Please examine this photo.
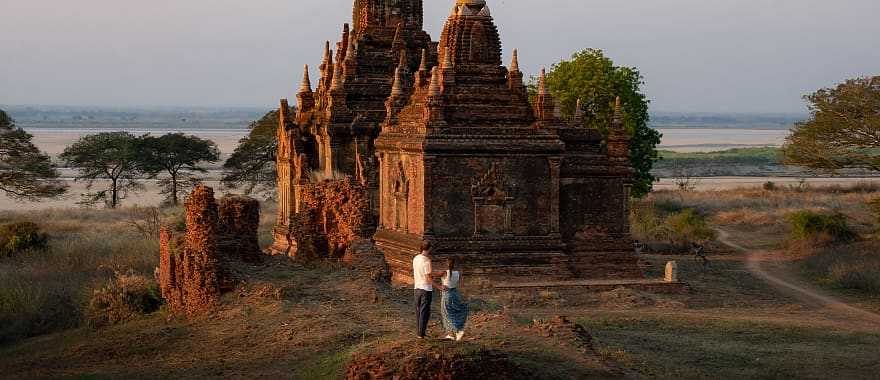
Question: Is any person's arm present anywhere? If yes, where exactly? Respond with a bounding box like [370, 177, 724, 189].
[428, 262, 448, 291]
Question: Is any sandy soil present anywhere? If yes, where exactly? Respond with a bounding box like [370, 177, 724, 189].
[28, 129, 247, 157]
[5, 176, 878, 211]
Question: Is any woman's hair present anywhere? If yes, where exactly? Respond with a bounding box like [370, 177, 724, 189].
[447, 258, 456, 270]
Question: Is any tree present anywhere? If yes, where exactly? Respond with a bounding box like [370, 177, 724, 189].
[534, 49, 662, 197]
[222, 109, 287, 196]
[783, 76, 880, 172]
[0, 109, 66, 200]
[60, 132, 145, 208]
[140, 133, 220, 206]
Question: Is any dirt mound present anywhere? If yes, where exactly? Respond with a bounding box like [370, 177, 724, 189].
[530, 316, 594, 353]
[346, 342, 532, 380]
[599, 287, 658, 309]
[598, 287, 685, 309]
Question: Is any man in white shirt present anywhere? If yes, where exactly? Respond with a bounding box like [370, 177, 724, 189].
[413, 242, 439, 339]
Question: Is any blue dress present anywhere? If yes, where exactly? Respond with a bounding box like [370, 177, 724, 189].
[440, 271, 469, 333]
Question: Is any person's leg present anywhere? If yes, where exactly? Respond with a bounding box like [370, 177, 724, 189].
[415, 290, 426, 337]
[418, 291, 432, 338]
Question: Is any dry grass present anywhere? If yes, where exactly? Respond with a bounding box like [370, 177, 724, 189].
[0, 207, 162, 343]
[803, 241, 880, 294]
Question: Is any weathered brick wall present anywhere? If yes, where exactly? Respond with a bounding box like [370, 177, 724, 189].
[158, 186, 262, 316]
[218, 196, 262, 263]
[289, 177, 371, 261]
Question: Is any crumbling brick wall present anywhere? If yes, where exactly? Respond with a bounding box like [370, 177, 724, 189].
[218, 196, 262, 263]
[159, 186, 262, 316]
[289, 177, 371, 261]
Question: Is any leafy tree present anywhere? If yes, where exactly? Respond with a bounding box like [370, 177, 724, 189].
[532, 49, 662, 197]
[0, 110, 67, 200]
[783, 76, 880, 172]
[140, 133, 220, 206]
[222, 109, 287, 196]
[60, 132, 145, 209]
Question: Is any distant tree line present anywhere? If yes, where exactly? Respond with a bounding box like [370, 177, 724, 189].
[61, 132, 219, 208]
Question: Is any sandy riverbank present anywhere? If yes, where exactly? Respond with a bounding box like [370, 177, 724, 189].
[4, 176, 879, 211]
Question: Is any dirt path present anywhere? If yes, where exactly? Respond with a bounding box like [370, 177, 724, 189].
[716, 229, 880, 329]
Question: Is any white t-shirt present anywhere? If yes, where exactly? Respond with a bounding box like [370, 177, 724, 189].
[412, 254, 433, 291]
[442, 270, 461, 289]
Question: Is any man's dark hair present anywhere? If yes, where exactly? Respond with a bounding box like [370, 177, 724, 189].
[420, 241, 431, 253]
[447, 258, 456, 270]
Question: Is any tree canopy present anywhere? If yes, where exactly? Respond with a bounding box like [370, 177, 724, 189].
[784, 76, 880, 172]
[140, 133, 220, 206]
[534, 49, 661, 197]
[222, 109, 286, 196]
[0, 109, 66, 200]
[60, 132, 145, 208]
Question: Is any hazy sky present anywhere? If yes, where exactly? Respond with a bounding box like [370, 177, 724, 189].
[1, 0, 877, 113]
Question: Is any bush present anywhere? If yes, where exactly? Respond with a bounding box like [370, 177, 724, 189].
[86, 271, 162, 328]
[664, 209, 717, 245]
[787, 211, 857, 244]
[803, 241, 880, 294]
[763, 181, 777, 191]
[0, 222, 48, 257]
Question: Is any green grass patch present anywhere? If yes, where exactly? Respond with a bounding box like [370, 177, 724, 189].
[658, 147, 781, 162]
[579, 313, 880, 379]
[295, 348, 355, 380]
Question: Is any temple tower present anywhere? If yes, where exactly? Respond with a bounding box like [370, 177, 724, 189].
[272, 0, 436, 256]
[373, 0, 640, 283]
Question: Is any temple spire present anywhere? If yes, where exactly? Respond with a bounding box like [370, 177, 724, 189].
[330, 62, 343, 91]
[612, 96, 623, 129]
[390, 66, 404, 97]
[419, 49, 428, 71]
[573, 98, 584, 125]
[442, 47, 453, 69]
[538, 67, 548, 95]
[510, 49, 520, 72]
[299, 65, 312, 93]
[322, 41, 332, 66]
[428, 67, 442, 98]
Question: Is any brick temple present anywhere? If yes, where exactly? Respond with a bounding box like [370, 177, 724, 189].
[272, 0, 642, 284]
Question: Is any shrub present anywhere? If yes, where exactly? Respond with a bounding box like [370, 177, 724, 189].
[0, 222, 48, 257]
[763, 181, 777, 191]
[664, 208, 717, 245]
[787, 210, 857, 244]
[803, 241, 880, 294]
[86, 271, 162, 328]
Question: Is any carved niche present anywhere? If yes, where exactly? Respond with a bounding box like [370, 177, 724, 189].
[470, 163, 515, 237]
[392, 161, 409, 231]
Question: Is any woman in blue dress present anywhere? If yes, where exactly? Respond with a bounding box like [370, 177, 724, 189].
[435, 258, 469, 341]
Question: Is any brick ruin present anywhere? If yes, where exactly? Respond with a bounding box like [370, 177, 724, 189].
[281, 177, 372, 261]
[272, 0, 643, 284]
[160, 186, 261, 315]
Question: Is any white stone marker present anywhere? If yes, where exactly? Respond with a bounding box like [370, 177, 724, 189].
[665, 261, 678, 283]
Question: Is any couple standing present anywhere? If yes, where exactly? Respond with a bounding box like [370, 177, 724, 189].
[413, 242, 469, 341]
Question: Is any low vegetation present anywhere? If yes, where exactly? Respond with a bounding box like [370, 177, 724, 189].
[787, 210, 857, 244]
[0, 221, 48, 257]
[803, 241, 880, 294]
[630, 201, 717, 251]
[86, 271, 162, 328]
[0, 209, 160, 343]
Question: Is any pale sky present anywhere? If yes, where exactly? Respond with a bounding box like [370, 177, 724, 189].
[1, 0, 878, 113]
